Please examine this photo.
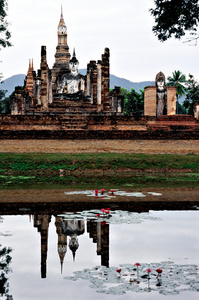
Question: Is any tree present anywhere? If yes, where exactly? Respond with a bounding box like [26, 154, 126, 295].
[122, 88, 144, 114]
[167, 70, 187, 114]
[150, 0, 199, 41]
[183, 74, 199, 115]
[178, 103, 188, 115]
[0, 245, 13, 299]
[0, 95, 12, 114]
[0, 0, 11, 49]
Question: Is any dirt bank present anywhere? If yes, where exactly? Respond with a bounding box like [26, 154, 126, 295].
[0, 187, 198, 204]
[0, 139, 199, 154]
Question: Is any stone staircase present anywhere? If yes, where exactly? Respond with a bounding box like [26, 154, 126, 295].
[49, 98, 98, 114]
[61, 114, 88, 130]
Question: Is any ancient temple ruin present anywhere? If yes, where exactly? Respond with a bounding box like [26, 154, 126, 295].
[11, 9, 123, 115]
[2, 8, 199, 139]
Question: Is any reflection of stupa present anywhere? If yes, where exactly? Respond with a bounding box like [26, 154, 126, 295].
[55, 217, 67, 273]
[55, 217, 85, 272]
[61, 219, 85, 261]
[33, 214, 51, 278]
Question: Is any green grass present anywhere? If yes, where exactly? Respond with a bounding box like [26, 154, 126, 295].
[0, 153, 198, 189]
[0, 172, 198, 190]
[0, 153, 199, 172]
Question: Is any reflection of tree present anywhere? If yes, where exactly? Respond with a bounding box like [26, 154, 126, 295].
[0, 245, 13, 300]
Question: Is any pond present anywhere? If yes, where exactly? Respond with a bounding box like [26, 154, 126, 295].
[1, 189, 199, 299]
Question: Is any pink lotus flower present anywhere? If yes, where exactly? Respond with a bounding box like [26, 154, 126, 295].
[101, 208, 106, 213]
[156, 269, 162, 275]
[135, 263, 140, 267]
[147, 269, 151, 273]
[101, 188, 105, 194]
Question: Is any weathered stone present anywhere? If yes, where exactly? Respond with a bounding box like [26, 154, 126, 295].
[144, 72, 176, 117]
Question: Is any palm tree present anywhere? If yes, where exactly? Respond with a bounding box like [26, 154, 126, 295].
[167, 70, 187, 114]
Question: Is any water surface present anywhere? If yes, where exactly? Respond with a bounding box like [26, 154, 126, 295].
[1, 191, 199, 299]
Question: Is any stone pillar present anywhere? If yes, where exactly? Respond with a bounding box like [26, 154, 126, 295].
[86, 61, 97, 103]
[35, 78, 41, 105]
[86, 63, 91, 97]
[167, 86, 176, 115]
[97, 60, 102, 110]
[101, 48, 110, 111]
[48, 70, 53, 104]
[144, 86, 156, 116]
[92, 65, 97, 106]
[40, 46, 49, 111]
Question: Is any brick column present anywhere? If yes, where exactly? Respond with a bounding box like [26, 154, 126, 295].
[101, 48, 110, 112]
[86, 61, 97, 104]
[167, 86, 176, 115]
[97, 60, 102, 111]
[40, 46, 49, 111]
[144, 86, 156, 116]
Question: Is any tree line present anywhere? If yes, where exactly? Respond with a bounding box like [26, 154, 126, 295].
[122, 71, 199, 116]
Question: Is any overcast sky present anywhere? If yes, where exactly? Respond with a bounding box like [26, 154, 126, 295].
[1, 0, 199, 82]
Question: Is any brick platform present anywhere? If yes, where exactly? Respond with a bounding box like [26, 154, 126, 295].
[0, 114, 199, 139]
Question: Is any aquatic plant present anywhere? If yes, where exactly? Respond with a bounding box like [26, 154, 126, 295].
[64, 261, 199, 295]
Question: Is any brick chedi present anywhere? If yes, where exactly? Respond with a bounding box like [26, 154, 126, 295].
[24, 59, 34, 103]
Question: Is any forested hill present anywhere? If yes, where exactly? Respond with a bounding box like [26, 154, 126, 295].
[0, 74, 26, 98]
[0, 71, 154, 98]
[79, 69, 154, 92]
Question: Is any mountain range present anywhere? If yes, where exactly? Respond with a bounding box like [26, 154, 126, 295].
[0, 70, 154, 98]
[0, 70, 185, 105]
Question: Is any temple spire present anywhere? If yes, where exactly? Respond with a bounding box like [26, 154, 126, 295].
[73, 48, 76, 58]
[58, 5, 66, 29]
[53, 7, 70, 68]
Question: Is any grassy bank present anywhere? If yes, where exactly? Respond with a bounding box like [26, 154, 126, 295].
[0, 173, 199, 190]
[0, 153, 198, 189]
[0, 153, 199, 172]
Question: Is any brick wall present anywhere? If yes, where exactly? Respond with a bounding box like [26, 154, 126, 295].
[0, 114, 199, 139]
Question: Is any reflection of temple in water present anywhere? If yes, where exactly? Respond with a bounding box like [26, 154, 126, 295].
[55, 218, 85, 269]
[87, 220, 109, 267]
[33, 214, 51, 278]
[32, 214, 110, 278]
